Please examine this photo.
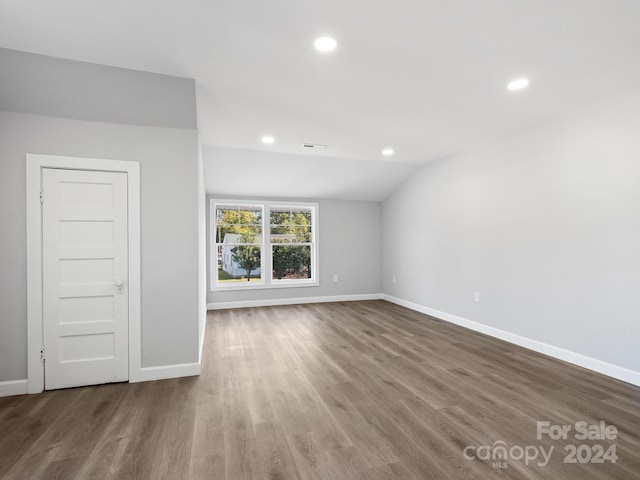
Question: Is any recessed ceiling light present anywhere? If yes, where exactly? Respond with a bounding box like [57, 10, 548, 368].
[507, 78, 530, 91]
[314, 36, 337, 52]
[382, 148, 394, 156]
[261, 135, 275, 144]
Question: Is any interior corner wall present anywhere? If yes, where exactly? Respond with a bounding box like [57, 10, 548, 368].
[197, 134, 207, 360]
[0, 110, 200, 382]
[382, 86, 640, 377]
[207, 197, 382, 306]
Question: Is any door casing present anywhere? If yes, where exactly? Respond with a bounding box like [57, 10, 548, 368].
[27, 154, 141, 393]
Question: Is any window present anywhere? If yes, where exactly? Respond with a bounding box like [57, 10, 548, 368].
[270, 206, 313, 282]
[211, 200, 318, 290]
[214, 204, 263, 285]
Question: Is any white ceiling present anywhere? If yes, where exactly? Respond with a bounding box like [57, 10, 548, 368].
[2, 0, 640, 200]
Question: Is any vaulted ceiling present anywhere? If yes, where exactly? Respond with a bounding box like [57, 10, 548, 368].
[2, 1, 640, 200]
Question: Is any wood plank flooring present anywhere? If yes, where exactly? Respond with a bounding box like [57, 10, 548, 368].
[1, 300, 639, 479]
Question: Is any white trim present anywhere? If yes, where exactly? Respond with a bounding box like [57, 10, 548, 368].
[208, 293, 383, 310]
[210, 199, 319, 292]
[138, 362, 201, 382]
[0, 380, 28, 398]
[382, 295, 640, 387]
[26, 154, 142, 393]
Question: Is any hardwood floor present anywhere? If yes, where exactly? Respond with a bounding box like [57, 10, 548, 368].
[1, 300, 639, 479]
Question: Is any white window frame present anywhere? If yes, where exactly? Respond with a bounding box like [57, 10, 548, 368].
[210, 199, 319, 291]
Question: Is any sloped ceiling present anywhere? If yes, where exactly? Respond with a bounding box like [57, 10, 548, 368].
[1, 0, 640, 200]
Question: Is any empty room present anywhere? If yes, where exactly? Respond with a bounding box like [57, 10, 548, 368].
[1, 1, 639, 479]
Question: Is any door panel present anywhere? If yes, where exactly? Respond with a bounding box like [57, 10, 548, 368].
[42, 168, 129, 390]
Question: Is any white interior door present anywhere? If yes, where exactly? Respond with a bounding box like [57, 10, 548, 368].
[42, 168, 129, 390]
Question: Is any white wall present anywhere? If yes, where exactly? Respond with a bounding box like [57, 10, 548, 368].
[204, 145, 420, 202]
[208, 197, 382, 306]
[383, 86, 640, 380]
[0, 49, 202, 385]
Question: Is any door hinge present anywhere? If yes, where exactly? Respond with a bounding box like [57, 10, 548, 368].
[39, 190, 44, 204]
[40, 346, 45, 362]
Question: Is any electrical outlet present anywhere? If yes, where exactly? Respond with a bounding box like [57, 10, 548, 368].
[392, 276, 397, 284]
[333, 274, 339, 282]
[474, 291, 480, 302]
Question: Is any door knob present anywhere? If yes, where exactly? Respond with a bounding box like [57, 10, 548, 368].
[114, 279, 125, 294]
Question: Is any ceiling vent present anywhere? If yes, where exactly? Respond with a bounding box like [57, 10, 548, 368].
[301, 143, 328, 149]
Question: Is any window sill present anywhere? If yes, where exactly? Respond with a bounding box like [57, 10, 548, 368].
[211, 279, 319, 292]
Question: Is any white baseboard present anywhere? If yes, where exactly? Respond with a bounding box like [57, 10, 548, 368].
[138, 362, 201, 383]
[383, 295, 640, 388]
[208, 293, 383, 310]
[13, 363, 202, 393]
[0, 379, 28, 398]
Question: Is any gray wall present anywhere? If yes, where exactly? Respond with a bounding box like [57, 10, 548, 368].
[208, 197, 382, 305]
[197, 134, 208, 358]
[0, 48, 197, 129]
[0, 50, 201, 382]
[382, 86, 640, 373]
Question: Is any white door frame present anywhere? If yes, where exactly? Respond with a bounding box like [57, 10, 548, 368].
[26, 154, 142, 393]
